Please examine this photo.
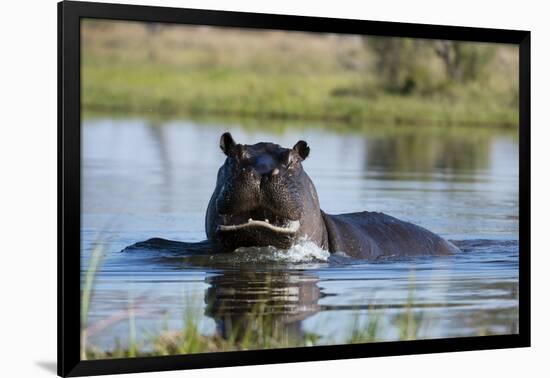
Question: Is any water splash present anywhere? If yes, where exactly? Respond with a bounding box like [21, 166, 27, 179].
[231, 238, 331, 263]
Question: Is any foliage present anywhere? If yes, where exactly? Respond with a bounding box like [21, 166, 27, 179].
[363, 37, 498, 95]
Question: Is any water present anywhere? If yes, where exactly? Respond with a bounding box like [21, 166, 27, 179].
[82, 117, 519, 351]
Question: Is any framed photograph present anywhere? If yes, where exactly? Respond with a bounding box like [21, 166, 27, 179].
[58, 1, 530, 376]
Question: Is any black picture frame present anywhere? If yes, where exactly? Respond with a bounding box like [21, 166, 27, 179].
[58, 1, 531, 376]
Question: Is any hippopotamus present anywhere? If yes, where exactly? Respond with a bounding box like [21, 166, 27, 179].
[205, 132, 459, 259]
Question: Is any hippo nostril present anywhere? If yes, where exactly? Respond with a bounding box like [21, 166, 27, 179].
[271, 168, 279, 176]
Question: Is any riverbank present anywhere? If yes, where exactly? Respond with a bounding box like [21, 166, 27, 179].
[83, 295, 505, 360]
[81, 20, 519, 128]
[82, 64, 518, 128]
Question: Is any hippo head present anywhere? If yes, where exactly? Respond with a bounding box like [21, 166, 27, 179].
[205, 132, 327, 252]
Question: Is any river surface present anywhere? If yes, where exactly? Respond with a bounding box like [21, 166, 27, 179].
[81, 117, 519, 352]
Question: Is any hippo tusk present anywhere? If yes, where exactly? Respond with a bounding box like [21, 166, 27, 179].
[218, 220, 300, 234]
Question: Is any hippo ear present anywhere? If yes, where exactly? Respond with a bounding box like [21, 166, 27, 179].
[220, 132, 236, 156]
[293, 140, 310, 160]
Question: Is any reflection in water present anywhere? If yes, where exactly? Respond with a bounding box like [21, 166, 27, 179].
[366, 131, 490, 174]
[205, 270, 321, 340]
[147, 122, 173, 214]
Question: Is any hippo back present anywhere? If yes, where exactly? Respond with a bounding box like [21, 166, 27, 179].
[321, 211, 460, 259]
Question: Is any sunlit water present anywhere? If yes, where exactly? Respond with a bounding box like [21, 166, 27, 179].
[82, 117, 519, 351]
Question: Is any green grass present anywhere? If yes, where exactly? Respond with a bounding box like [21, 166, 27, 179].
[84, 305, 391, 359]
[82, 63, 518, 128]
[80, 242, 105, 360]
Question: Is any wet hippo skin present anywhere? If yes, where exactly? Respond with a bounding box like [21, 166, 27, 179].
[204, 132, 459, 259]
